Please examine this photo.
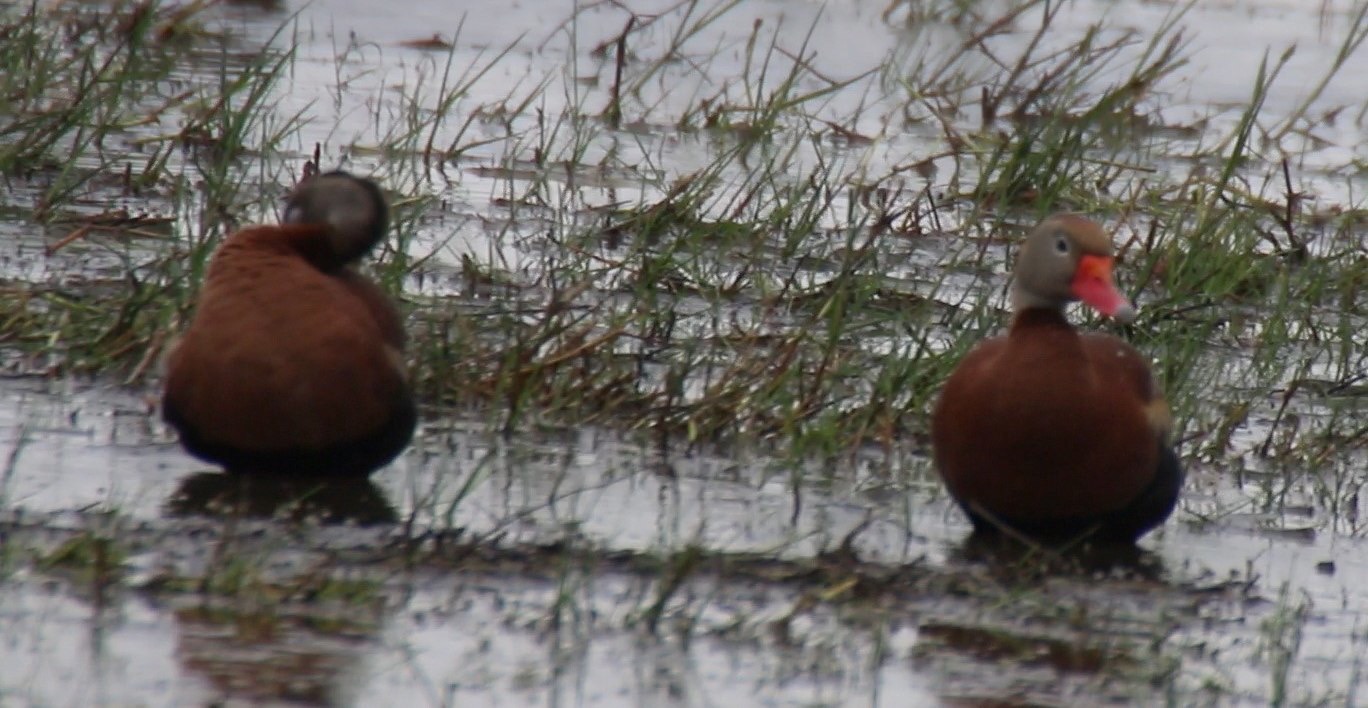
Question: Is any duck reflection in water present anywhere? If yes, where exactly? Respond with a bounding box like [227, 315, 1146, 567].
[166, 471, 396, 526]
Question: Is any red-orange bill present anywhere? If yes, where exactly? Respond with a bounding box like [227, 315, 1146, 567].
[1071, 254, 1136, 322]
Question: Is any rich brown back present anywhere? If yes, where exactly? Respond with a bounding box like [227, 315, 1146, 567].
[163, 223, 410, 462]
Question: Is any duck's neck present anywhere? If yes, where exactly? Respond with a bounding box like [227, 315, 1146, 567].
[228, 223, 351, 273]
[1010, 306, 1072, 331]
[1011, 284, 1071, 314]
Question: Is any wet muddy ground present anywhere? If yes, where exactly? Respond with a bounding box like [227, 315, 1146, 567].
[2, 0, 1367, 705]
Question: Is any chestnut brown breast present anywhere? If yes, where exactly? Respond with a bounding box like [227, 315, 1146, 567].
[163, 222, 415, 477]
[932, 310, 1167, 533]
[930, 214, 1181, 543]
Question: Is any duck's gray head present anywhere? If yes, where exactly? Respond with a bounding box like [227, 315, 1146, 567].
[283, 171, 389, 264]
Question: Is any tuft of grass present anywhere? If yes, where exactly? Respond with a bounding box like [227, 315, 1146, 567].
[1257, 584, 1312, 708]
[38, 530, 129, 596]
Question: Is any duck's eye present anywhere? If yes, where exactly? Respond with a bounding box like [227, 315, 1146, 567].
[1054, 235, 1070, 254]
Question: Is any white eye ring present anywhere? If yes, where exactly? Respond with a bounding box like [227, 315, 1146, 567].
[1054, 235, 1070, 254]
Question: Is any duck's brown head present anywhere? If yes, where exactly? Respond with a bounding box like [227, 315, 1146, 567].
[1011, 214, 1136, 323]
[283, 171, 389, 264]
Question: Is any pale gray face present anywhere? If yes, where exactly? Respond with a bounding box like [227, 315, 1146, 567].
[283, 172, 389, 263]
[1011, 214, 1128, 317]
[1015, 220, 1086, 305]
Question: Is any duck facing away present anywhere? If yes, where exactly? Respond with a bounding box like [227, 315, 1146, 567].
[162, 171, 416, 477]
[931, 215, 1182, 544]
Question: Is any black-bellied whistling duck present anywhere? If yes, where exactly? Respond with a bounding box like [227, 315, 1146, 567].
[162, 171, 416, 477]
[931, 214, 1182, 544]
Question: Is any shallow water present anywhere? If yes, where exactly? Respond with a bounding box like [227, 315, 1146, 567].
[3, 0, 1368, 705]
[0, 372, 1364, 706]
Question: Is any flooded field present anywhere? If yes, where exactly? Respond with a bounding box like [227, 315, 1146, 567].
[1, 0, 1367, 705]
